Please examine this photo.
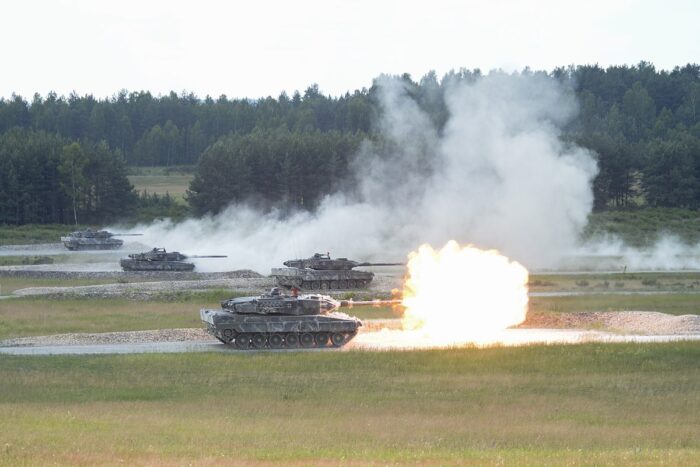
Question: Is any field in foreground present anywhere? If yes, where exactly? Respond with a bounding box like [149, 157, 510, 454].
[0, 343, 698, 464]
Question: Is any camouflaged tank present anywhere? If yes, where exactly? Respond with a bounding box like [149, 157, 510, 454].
[120, 248, 226, 271]
[271, 252, 403, 290]
[61, 229, 142, 250]
[200, 288, 362, 349]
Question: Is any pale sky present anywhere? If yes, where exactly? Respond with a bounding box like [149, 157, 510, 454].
[1, 0, 698, 99]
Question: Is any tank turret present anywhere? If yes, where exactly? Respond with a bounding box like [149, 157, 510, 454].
[201, 288, 362, 349]
[60, 228, 143, 250]
[120, 248, 226, 271]
[273, 253, 404, 290]
[283, 252, 403, 270]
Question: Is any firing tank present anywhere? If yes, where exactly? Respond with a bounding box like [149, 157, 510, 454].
[61, 228, 142, 250]
[200, 287, 362, 349]
[119, 248, 226, 271]
[271, 252, 403, 290]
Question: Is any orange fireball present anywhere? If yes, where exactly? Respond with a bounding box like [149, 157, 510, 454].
[401, 241, 529, 343]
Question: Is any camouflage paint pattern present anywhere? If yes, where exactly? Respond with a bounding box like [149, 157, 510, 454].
[201, 289, 362, 349]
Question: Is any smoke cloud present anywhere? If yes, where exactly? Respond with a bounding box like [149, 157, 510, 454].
[126, 72, 601, 273]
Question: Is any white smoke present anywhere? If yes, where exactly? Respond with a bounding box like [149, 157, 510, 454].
[126, 72, 601, 273]
[569, 235, 700, 272]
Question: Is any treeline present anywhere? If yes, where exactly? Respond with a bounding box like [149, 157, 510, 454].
[0, 85, 373, 166]
[565, 63, 700, 209]
[0, 128, 135, 224]
[188, 129, 363, 214]
[1, 62, 699, 222]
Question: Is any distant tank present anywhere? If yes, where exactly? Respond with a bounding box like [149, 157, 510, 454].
[61, 228, 142, 251]
[119, 248, 226, 271]
[200, 287, 362, 349]
[271, 252, 403, 290]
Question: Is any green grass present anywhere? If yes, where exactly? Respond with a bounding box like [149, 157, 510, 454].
[585, 207, 700, 247]
[0, 344, 698, 464]
[530, 293, 700, 316]
[127, 165, 196, 176]
[0, 276, 164, 295]
[0, 255, 63, 267]
[1, 289, 698, 341]
[0, 297, 217, 339]
[530, 271, 700, 292]
[0, 294, 397, 340]
[128, 174, 193, 203]
[0, 224, 87, 245]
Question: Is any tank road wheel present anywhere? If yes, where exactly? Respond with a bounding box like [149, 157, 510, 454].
[235, 334, 251, 349]
[331, 333, 346, 347]
[269, 333, 284, 349]
[315, 332, 330, 347]
[286, 333, 300, 348]
[320, 281, 329, 290]
[330, 280, 339, 289]
[222, 329, 234, 343]
[252, 333, 267, 349]
[348, 280, 356, 288]
[300, 333, 315, 348]
[312, 281, 321, 289]
[338, 280, 347, 289]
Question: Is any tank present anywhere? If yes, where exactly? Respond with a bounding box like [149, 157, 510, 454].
[61, 228, 142, 250]
[271, 252, 403, 290]
[119, 248, 226, 271]
[200, 288, 362, 349]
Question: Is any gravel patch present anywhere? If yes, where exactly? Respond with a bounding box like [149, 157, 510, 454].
[12, 275, 274, 299]
[0, 328, 215, 347]
[522, 311, 700, 335]
[0, 320, 401, 347]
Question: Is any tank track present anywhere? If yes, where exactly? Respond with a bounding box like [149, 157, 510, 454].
[65, 243, 122, 251]
[214, 328, 357, 349]
[284, 279, 369, 290]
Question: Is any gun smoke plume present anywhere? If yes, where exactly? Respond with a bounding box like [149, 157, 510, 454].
[128, 72, 601, 273]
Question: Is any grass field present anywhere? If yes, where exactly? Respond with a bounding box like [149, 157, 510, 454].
[1, 287, 698, 340]
[0, 344, 698, 464]
[0, 224, 85, 245]
[0, 255, 68, 267]
[0, 276, 163, 295]
[127, 166, 194, 205]
[531, 293, 700, 316]
[585, 207, 700, 246]
[530, 271, 700, 292]
[0, 294, 399, 340]
[128, 174, 193, 203]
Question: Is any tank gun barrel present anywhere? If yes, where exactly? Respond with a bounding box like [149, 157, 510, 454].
[339, 299, 403, 307]
[110, 233, 143, 236]
[187, 255, 228, 259]
[356, 262, 404, 267]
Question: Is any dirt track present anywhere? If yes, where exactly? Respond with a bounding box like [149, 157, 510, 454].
[2, 312, 699, 351]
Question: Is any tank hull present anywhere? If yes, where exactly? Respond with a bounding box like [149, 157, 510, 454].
[200, 308, 361, 349]
[61, 237, 123, 250]
[120, 259, 195, 271]
[271, 267, 374, 290]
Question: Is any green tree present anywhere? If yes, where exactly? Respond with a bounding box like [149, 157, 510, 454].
[59, 142, 88, 225]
